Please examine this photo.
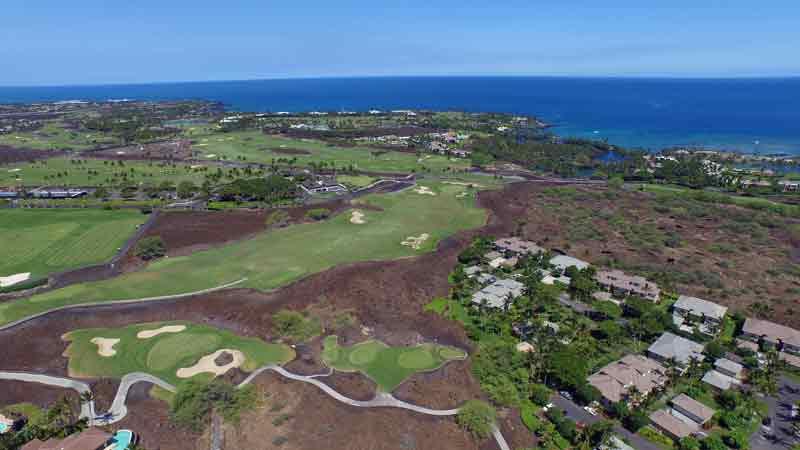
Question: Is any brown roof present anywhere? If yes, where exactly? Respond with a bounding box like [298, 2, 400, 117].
[21, 428, 112, 450]
[587, 354, 667, 403]
[649, 409, 696, 439]
[742, 318, 800, 347]
[671, 394, 715, 423]
[494, 237, 543, 255]
[595, 269, 660, 300]
[781, 352, 800, 369]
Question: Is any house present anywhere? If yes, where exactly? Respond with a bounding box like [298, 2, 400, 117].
[587, 354, 668, 406]
[549, 255, 589, 272]
[484, 250, 503, 261]
[464, 266, 482, 278]
[21, 428, 113, 450]
[470, 278, 524, 309]
[299, 176, 348, 195]
[32, 189, 88, 199]
[780, 352, 800, 370]
[598, 435, 635, 450]
[649, 409, 696, 440]
[670, 394, 715, 426]
[702, 369, 740, 391]
[494, 237, 544, 256]
[672, 295, 728, 335]
[647, 332, 705, 369]
[558, 294, 598, 317]
[714, 358, 744, 380]
[595, 269, 660, 302]
[475, 273, 496, 285]
[741, 318, 800, 355]
[0, 191, 19, 199]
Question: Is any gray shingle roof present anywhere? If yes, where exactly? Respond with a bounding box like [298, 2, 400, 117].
[647, 332, 705, 366]
[674, 295, 728, 320]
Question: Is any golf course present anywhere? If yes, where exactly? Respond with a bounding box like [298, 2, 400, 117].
[321, 336, 467, 391]
[0, 208, 147, 283]
[63, 321, 295, 385]
[0, 182, 488, 326]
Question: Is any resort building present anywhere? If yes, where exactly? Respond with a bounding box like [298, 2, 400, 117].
[471, 278, 524, 309]
[494, 237, 544, 256]
[701, 359, 744, 392]
[672, 295, 728, 336]
[741, 318, 800, 355]
[549, 254, 590, 272]
[649, 394, 715, 441]
[647, 332, 705, 369]
[595, 269, 660, 302]
[22, 428, 113, 450]
[587, 354, 668, 406]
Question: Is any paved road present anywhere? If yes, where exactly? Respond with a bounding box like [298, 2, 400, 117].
[550, 394, 661, 450]
[102, 372, 176, 425]
[751, 376, 800, 450]
[0, 371, 96, 424]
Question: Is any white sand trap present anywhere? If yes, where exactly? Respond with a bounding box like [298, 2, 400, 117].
[413, 186, 436, 196]
[177, 349, 245, 379]
[116, 151, 125, 155]
[0, 272, 30, 287]
[401, 233, 430, 250]
[443, 181, 484, 188]
[7, 168, 21, 173]
[195, 143, 208, 147]
[136, 324, 187, 339]
[456, 191, 469, 198]
[205, 154, 217, 158]
[350, 210, 366, 224]
[91, 337, 120, 357]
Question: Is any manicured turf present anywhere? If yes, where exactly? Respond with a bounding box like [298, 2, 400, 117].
[0, 182, 487, 325]
[0, 157, 208, 187]
[0, 209, 147, 281]
[63, 321, 295, 385]
[0, 121, 119, 151]
[321, 335, 467, 391]
[184, 130, 470, 174]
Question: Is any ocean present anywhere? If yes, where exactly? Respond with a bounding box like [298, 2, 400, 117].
[1, 77, 799, 154]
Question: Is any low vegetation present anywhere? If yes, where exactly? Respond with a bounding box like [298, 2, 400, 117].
[456, 400, 496, 439]
[134, 236, 166, 260]
[171, 380, 257, 431]
[271, 309, 321, 342]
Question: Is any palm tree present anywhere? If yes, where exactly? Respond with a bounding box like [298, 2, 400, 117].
[79, 391, 94, 405]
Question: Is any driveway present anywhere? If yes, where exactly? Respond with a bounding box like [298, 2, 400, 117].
[751, 376, 800, 450]
[550, 394, 662, 450]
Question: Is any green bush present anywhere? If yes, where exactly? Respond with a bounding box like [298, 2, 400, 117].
[271, 310, 321, 342]
[456, 400, 496, 439]
[530, 383, 551, 406]
[134, 236, 166, 261]
[520, 401, 541, 432]
[265, 210, 290, 227]
[171, 380, 257, 431]
[305, 208, 331, 220]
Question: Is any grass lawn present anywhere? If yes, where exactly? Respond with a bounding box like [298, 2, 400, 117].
[0, 157, 209, 187]
[337, 174, 378, 189]
[0, 182, 488, 326]
[638, 426, 675, 450]
[0, 209, 147, 281]
[63, 321, 295, 386]
[0, 121, 119, 151]
[320, 335, 466, 391]
[187, 131, 470, 174]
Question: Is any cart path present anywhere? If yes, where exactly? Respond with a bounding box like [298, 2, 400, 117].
[0, 278, 247, 332]
[1, 365, 509, 450]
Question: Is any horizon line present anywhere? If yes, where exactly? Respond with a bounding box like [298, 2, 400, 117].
[3, 73, 800, 89]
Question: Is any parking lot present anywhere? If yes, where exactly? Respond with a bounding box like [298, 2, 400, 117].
[751, 376, 800, 450]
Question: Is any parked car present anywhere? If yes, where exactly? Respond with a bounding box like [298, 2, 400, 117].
[559, 391, 573, 401]
[543, 402, 554, 411]
[583, 406, 598, 416]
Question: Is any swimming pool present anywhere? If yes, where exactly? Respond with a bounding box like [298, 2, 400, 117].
[0, 423, 8, 433]
[106, 430, 134, 450]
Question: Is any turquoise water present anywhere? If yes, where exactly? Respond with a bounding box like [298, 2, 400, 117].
[1, 77, 798, 154]
[110, 430, 133, 450]
[0, 423, 8, 433]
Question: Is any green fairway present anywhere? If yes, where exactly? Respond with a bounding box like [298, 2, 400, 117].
[63, 321, 295, 385]
[186, 130, 470, 173]
[0, 121, 120, 151]
[0, 209, 147, 281]
[0, 181, 486, 325]
[0, 157, 209, 187]
[321, 336, 467, 391]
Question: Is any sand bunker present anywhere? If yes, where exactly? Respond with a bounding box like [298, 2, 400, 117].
[7, 168, 21, 173]
[413, 186, 436, 196]
[401, 233, 430, 250]
[0, 272, 30, 287]
[137, 325, 187, 339]
[443, 181, 484, 188]
[205, 154, 217, 158]
[91, 337, 120, 357]
[350, 210, 366, 224]
[177, 349, 245, 378]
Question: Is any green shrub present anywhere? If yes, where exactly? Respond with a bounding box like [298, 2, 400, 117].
[271, 309, 321, 342]
[265, 210, 290, 227]
[530, 383, 551, 406]
[134, 236, 166, 261]
[171, 380, 256, 431]
[305, 208, 331, 220]
[456, 400, 496, 439]
[520, 401, 541, 432]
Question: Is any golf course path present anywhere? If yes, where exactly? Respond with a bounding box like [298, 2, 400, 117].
[1, 366, 510, 450]
[0, 371, 96, 424]
[0, 278, 248, 332]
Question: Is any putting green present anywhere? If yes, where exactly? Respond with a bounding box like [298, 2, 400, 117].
[63, 321, 295, 385]
[321, 336, 466, 391]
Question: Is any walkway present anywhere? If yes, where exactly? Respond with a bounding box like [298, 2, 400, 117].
[0, 371, 96, 424]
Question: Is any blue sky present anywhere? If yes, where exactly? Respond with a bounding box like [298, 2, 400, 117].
[3, 1, 799, 86]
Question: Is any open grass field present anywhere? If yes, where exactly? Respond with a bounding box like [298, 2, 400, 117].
[0, 181, 488, 326]
[0, 121, 119, 151]
[320, 336, 466, 391]
[186, 130, 470, 173]
[63, 321, 295, 385]
[0, 157, 208, 187]
[0, 209, 147, 281]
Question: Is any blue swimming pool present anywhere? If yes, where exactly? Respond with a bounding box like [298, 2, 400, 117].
[0, 423, 8, 433]
[109, 430, 134, 450]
